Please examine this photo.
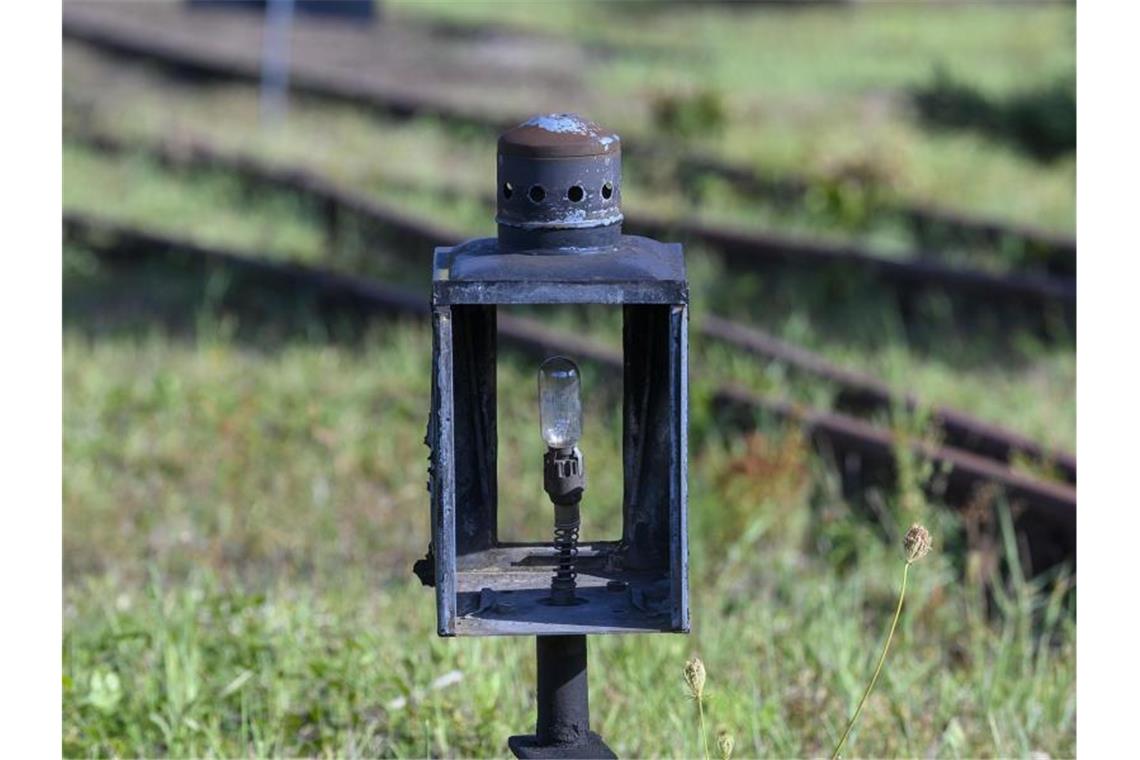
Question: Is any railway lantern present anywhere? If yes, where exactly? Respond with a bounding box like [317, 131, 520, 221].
[418, 113, 689, 758]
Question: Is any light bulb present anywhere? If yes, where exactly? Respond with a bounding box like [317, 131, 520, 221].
[538, 356, 582, 448]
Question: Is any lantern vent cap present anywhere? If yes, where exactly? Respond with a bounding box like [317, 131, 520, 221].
[499, 113, 620, 158]
[496, 113, 623, 240]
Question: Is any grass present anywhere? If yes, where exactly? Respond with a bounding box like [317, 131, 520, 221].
[63, 317, 1075, 758]
[394, 0, 1073, 95]
[63, 145, 326, 264]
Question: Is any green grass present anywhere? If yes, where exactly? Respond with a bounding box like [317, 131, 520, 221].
[63, 317, 1075, 758]
[63, 145, 326, 264]
[394, 1, 1073, 96]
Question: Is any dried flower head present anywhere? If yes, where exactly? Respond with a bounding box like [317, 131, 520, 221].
[717, 729, 735, 760]
[903, 523, 932, 564]
[683, 656, 706, 700]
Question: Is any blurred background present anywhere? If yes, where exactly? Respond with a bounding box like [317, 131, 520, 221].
[62, 1, 1075, 757]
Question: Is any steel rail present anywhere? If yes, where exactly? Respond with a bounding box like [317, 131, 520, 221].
[66, 127, 1076, 482]
[62, 212, 1075, 570]
[62, 6, 1075, 269]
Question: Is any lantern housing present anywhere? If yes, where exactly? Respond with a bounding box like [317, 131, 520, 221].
[421, 113, 689, 638]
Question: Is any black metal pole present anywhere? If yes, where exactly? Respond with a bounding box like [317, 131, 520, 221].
[508, 635, 616, 759]
[536, 635, 590, 745]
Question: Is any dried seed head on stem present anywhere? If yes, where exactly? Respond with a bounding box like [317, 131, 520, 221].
[832, 524, 935, 759]
[684, 656, 710, 759]
[904, 523, 932, 564]
[717, 729, 735, 760]
[684, 656, 707, 700]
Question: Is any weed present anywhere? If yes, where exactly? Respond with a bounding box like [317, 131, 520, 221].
[913, 66, 1075, 161]
[651, 88, 728, 142]
[717, 727, 735, 760]
[684, 656, 710, 760]
[832, 524, 933, 758]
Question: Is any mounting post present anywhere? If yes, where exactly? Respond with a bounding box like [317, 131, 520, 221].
[508, 635, 616, 759]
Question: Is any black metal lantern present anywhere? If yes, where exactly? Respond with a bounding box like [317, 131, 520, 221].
[419, 114, 689, 757]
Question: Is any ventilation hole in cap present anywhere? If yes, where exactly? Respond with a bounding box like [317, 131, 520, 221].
[502, 182, 513, 199]
[567, 185, 585, 203]
[601, 182, 614, 200]
[528, 185, 546, 203]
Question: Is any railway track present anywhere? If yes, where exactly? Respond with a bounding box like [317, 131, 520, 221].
[62, 3, 1076, 274]
[702, 316, 1076, 484]
[68, 122, 1075, 322]
[67, 126, 1076, 483]
[61, 125, 1074, 320]
[62, 212, 1076, 572]
[624, 214, 1073, 313]
[669, 154, 1077, 278]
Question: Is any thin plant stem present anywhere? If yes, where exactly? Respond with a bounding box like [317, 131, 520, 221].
[832, 561, 911, 759]
[698, 695, 710, 760]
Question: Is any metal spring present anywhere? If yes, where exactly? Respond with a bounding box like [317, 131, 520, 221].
[550, 523, 579, 601]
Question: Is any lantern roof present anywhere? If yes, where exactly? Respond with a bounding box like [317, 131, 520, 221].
[498, 113, 620, 159]
[436, 112, 684, 305]
[432, 237, 686, 306]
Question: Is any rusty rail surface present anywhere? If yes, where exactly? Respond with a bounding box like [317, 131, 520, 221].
[63, 212, 1075, 570]
[67, 127, 1076, 482]
[62, 8, 1076, 271]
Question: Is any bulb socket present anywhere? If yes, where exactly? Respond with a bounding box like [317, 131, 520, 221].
[544, 446, 586, 506]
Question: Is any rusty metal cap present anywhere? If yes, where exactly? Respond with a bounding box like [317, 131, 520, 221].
[497, 113, 623, 240]
[498, 113, 620, 158]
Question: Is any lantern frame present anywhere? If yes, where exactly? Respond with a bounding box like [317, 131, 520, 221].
[426, 234, 689, 637]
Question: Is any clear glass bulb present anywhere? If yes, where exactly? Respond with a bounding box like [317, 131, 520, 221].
[538, 356, 582, 448]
